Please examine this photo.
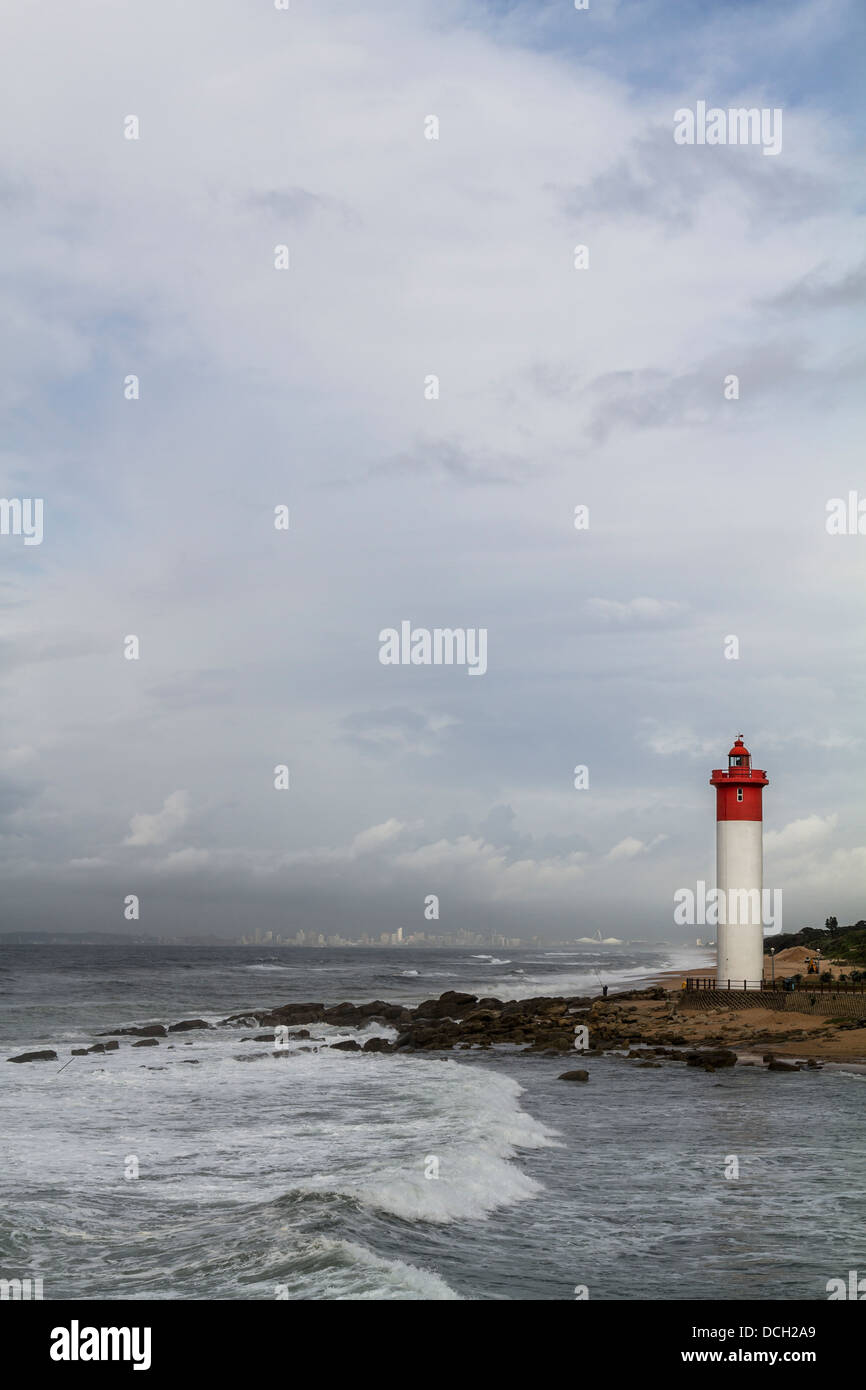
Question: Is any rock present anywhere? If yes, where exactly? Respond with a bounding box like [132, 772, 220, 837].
[529, 1030, 574, 1051]
[103, 1040, 119, 1050]
[86, 1043, 109, 1054]
[330, 1040, 361, 1051]
[71, 1048, 88, 1056]
[100, 1024, 166, 1038]
[362, 1037, 393, 1052]
[685, 1049, 737, 1068]
[414, 991, 477, 1020]
[558, 1069, 589, 1082]
[768, 1060, 800, 1072]
[168, 1019, 210, 1032]
[242, 1034, 281, 1042]
[132, 1038, 160, 1048]
[637, 1061, 662, 1068]
[179, 1059, 200, 1064]
[7, 1049, 57, 1063]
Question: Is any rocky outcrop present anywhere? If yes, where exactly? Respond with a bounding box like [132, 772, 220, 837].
[168, 1019, 211, 1032]
[7, 1049, 57, 1063]
[132, 1038, 160, 1048]
[558, 1069, 589, 1082]
[414, 991, 479, 1020]
[685, 1049, 737, 1068]
[99, 1024, 166, 1038]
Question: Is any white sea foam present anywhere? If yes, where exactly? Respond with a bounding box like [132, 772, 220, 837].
[262, 1237, 461, 1300]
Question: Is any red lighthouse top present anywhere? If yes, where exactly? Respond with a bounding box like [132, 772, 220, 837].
[710, 734, 768, 820]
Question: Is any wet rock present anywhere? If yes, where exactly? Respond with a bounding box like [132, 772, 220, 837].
[242, 1034, 281, 1042]
[558, 1069, 589, 1082]
[7, 1049, 57, 1063]
[768, 1060, 800, 1072]
[168, 1019, 210, 1033]
[362, 1037, 393, 1053]
[71, 1048, 88, 1056]
[132, 1038, 160, 1048]
[685, 1049, 737, 1068]
[224, 1003, 325, 1028]
[330, 1040, 361, 1051]
[100, 1024, 166, 1038]
[414, 991, 477, 1020]
[529, 1031, 574, 1051]
[637, 1061, 662, 1069]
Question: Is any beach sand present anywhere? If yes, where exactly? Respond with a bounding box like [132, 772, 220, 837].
[625, 950, 866, 1063]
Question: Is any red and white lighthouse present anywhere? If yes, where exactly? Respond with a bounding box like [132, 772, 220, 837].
[709, 735, 769, 988]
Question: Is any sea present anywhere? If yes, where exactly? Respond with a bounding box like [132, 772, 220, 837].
[1, 943, 863, 1301]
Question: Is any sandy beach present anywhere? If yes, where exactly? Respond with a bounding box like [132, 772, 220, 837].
[629, 947, 866, 1063]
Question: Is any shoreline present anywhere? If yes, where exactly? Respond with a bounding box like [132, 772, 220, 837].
[8, 967, 866, 1066]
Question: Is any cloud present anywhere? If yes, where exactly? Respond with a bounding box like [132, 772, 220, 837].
[764, 814, 839, 859]
[606, 834, 667, 861]
[584, 597, 687, 626]
[642, 724, 719, 758]
[0, 0, 863, 939]
[123, 791, 190, 848]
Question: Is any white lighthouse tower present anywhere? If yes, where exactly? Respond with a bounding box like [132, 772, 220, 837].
[710, 735, 769, 989]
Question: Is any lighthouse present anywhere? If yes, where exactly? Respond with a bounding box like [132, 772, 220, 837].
[709, 735, 769, 988]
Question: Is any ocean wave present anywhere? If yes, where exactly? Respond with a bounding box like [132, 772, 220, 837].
[294, 1064, 558, 1224]
[261, 1237, 461, 1300]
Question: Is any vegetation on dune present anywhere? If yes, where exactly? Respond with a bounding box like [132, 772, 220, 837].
[766, 919, 866, 969]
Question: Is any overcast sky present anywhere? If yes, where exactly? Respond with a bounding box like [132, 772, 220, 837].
[1, 0, 864, 942]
